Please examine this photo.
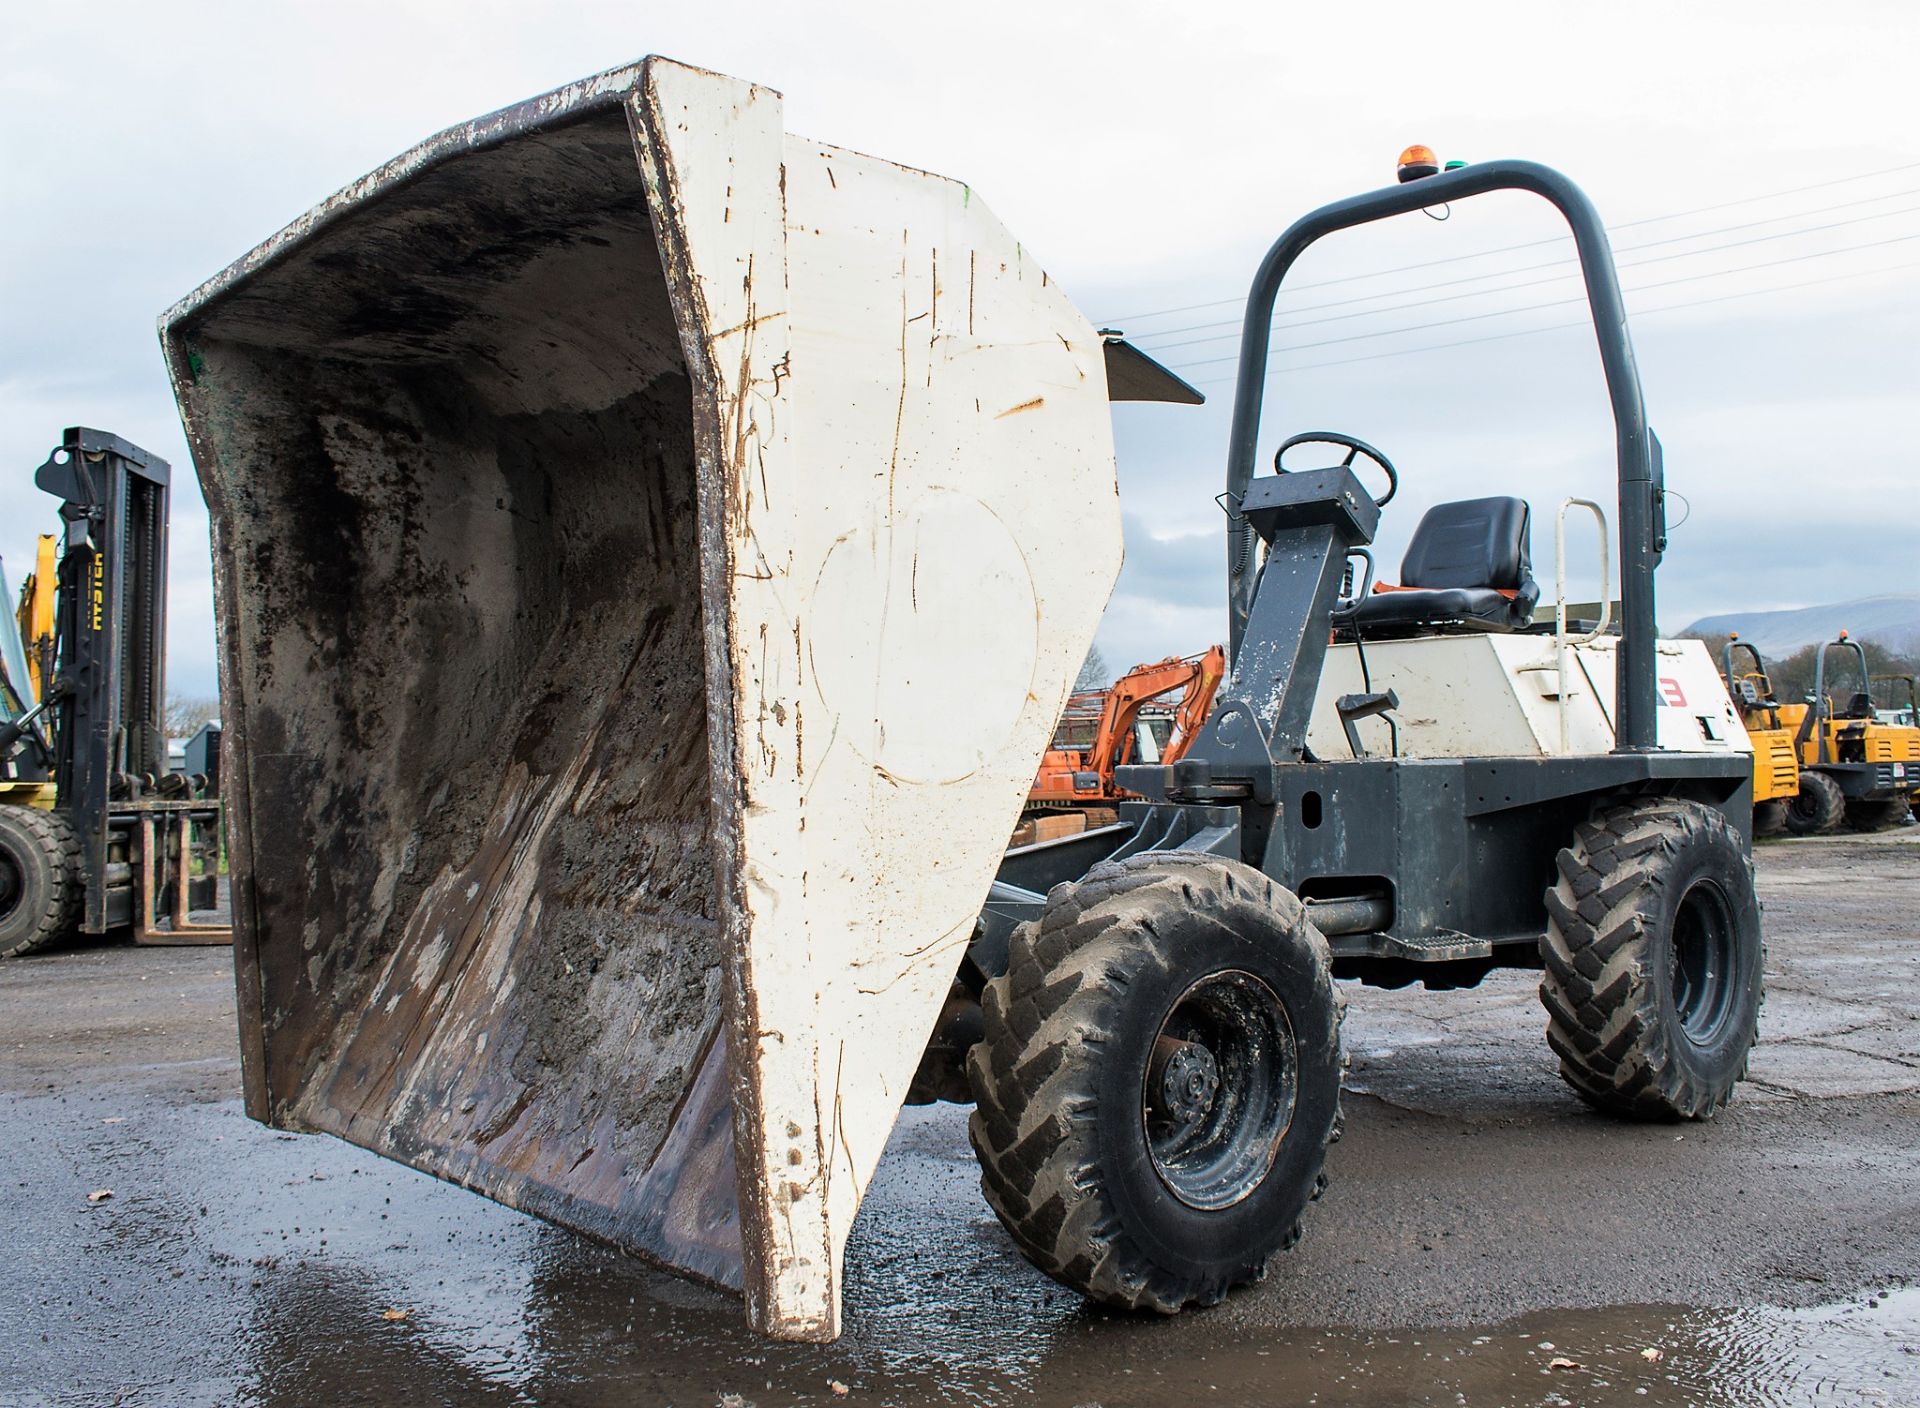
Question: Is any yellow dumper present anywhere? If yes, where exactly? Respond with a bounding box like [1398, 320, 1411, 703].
[1775, 633, 1919, 832]
[1721, 635, 1800, 835]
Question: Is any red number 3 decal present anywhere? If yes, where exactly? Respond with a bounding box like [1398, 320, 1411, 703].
[1659, 677, 1687, 707]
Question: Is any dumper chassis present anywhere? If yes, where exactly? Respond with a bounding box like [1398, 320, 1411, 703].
[948, 159, 1764, 1310]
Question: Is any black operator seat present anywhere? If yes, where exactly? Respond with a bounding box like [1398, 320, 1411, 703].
[1349, 495, 1539, 638]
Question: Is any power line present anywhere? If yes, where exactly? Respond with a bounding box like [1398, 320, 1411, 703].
[1163, 231, 1920, 372]
[1137, 201, 1920, 355]
[1129, 187, 1920, 348]
[1098, 158, 1920, 326]
[1181, 257, 1920, 388]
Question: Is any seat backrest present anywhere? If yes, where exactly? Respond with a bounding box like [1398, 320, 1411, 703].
[1399, 496, 1532, 591]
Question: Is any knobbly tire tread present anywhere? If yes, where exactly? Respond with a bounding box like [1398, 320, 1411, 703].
[0, 807, 84, 959]
[1540, 799, 1763, 1121]
[967, 851, 1343, 1314]
[1843, 797, 1911, 833]
[1784, 770, 1844, 836]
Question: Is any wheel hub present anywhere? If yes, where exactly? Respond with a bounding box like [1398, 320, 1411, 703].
[1141, 968, 1299, 1212]
[1152, 1036, 1221, 1132]
[1670, 877, 1738, 1043]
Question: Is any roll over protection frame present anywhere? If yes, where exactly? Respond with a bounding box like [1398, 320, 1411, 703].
[1221, 160, 1663, 753]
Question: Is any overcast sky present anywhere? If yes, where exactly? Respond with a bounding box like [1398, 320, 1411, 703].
[3, 0, 1915, 696]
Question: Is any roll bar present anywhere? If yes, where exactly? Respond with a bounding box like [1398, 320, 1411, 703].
[1874, 673, 1919, 716]
[1794, 635, 1874, 763]
[1223, 160, 1664, 752]
[1722, 638, 1769, 693]
[1814, 635, 1872, 705]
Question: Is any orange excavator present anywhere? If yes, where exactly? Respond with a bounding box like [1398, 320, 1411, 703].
[1029, 646, 1226, 812]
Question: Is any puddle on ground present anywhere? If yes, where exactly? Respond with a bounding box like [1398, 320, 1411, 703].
[158, 1257, 1920, 1406]
[7, 1093, 1915, 1407]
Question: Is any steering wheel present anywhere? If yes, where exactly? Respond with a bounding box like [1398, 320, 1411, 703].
[1273, 431, 1398, 507]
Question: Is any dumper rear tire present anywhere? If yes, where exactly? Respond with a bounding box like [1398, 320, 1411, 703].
[1540, 799, 1763, 1120]
[1752, 799, 1788, 838]
[1784, 771, 1844, 836]
[0, 807, 83, 959]
[967, 851, 1342, 1313]
[1844, 797, 1910, 833]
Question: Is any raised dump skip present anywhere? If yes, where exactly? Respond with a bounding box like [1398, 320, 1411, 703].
[162, 58, 1127, 1340]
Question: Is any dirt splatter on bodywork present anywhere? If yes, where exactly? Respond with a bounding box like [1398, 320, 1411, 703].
[165, 92, 740, 1283]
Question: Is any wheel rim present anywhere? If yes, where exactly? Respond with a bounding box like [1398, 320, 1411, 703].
[1670, 879, 1739, 1044]
[1142, 969, 1297, 1211]
[0, 845, 22, 925]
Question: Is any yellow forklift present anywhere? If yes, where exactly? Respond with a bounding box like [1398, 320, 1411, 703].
[1721, 634, 1801, 836]
[0, 428, 229, 957]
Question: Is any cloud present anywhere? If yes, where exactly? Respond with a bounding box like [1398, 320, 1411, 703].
[1113, 515, 1222, 611]
[3, 0, 1914, 702]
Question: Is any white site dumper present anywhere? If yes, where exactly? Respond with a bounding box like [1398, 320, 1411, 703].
[160, 58, 1191, 1341]
[165, 58, 1766, 1348]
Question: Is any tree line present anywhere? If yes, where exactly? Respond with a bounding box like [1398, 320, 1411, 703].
[1684, 632, 1920, 712]
[163, 695, 221, 737]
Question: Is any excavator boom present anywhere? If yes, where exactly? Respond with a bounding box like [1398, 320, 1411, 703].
[1028, 647, 1226, 809]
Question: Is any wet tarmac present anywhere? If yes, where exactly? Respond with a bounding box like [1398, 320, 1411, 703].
[3, 831, 1916, 1406]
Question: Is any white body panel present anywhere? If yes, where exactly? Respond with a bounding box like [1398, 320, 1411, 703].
[636, 63, 1121, 1339]
[1308, 635, 1749, 761]
[1574, 636, 1750, 753]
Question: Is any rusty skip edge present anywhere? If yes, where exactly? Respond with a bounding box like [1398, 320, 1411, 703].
[157, 57, 811, 1328]
[626, 80, 803, 1338]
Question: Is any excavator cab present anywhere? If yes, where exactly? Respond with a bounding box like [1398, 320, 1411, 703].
[1026, 647, 1226, 814]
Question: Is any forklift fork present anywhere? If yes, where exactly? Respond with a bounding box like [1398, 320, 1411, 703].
[131, 806, 230, 946]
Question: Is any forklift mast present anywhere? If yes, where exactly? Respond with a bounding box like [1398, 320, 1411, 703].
[34, 428, 172, 932]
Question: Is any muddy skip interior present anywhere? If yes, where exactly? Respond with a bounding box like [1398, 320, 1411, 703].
[169, 105, 744, 1286]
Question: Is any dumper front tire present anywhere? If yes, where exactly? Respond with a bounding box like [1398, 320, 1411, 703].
[967, 851, 1342, 1313]
[1784, 771, 1844, 836]
[1540, 799, 1763, 1120]
[0, 807, 83, 959]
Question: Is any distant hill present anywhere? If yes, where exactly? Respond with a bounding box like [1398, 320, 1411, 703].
[1682, 594, 1920, 656]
